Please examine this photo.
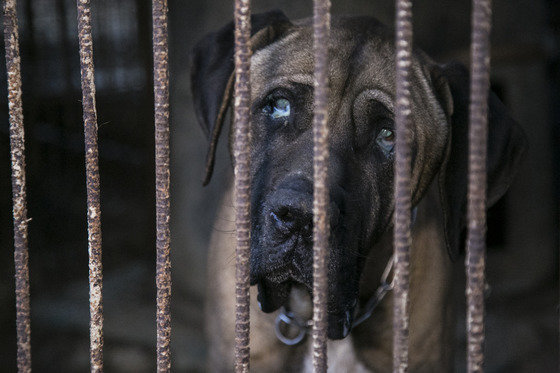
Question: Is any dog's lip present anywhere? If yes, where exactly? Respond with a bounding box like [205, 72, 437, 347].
[260, 266, 292, 284]
[252, 263, 310, 290]
[254, 265, 311, 314]
[257, 280, 291, 313]
[250, 246, 310, 285]
[327, 307, 355, 339]
[251, 261, 291, 284]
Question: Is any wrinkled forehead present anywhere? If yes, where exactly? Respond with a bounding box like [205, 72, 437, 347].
[249, 23, 400, 100]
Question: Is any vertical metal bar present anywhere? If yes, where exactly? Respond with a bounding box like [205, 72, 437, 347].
[393, 0, 413, 372]
[466, 0, 491, 372]
[76, 1, 103, 371]
[233, 0, 252, 371]
[311, 0, 330, 372]
[152, 0, 172, 371]
[3, 1, 32, 371]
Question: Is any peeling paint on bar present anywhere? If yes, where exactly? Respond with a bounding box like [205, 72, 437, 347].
[393, 0, 413, 372]
[312, 0, 331, 372]
[233, 0, 252, 371]
[3, 1, 32, 371]
[76, 0, 104, 371]
[152, 0, 172, 371]
[466, 0, 491, 372]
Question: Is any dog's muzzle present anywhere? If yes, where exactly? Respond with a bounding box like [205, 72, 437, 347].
[250, 176, 352, 339]
[251, 178, 315, 311]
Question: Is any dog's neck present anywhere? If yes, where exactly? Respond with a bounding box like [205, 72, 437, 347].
[353, 183, 457, 372]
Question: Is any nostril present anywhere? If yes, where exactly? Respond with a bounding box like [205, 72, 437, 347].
[277, 207, 295, 222]
[270, 206, 311, 233]
[270, 210, 295, 234]
[270, 205, 311, 237]
[270, 211, 282, 225]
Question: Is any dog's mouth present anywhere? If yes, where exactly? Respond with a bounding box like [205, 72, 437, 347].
[252, 261, 309, 313]
[251, 257, 358, 340]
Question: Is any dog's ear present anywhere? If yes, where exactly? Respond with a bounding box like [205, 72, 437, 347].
[190, 10, 292, 185]
[433, 62, 527, 261]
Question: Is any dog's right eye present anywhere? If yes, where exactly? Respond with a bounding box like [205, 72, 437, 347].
[263, 97, 291, 120]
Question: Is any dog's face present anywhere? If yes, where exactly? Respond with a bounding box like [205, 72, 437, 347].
[246, 18, 449, 338]
[191, 12, 526, 340]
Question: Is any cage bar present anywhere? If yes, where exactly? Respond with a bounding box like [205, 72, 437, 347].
[232, 0, 252, 371]
[311, 0, 331, 372]
[152, 0, 172, 371]
[466, 0, 492, 371]
[4, 1, 32, 371]
[76, 0, 104, 371]
[392, 0, 414, 372]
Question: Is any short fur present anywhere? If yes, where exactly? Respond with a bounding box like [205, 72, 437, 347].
[191, 11, 526, 372]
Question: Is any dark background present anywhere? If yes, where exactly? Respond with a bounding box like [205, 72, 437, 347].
[0, 0, 558, 371]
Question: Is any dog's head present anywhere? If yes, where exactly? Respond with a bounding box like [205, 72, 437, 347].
[191, 11, 526, 339]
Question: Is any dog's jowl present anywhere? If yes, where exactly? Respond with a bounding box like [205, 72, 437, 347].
[191, 11, 526, 372]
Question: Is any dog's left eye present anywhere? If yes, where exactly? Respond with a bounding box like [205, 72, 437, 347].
[264, 97, 291, 120]
[376, 128, 395, 154]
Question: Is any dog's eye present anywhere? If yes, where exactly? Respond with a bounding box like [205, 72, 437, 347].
[376, 128, 395, 154]
[264, 98, 291, 120]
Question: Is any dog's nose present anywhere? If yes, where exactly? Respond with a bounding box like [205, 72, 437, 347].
[270, 205, 312, 239]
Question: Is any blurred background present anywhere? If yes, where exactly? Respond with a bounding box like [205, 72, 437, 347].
[0, 0, 558, 371]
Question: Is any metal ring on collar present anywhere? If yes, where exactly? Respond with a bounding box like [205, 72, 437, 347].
[274, 310, 307, 346]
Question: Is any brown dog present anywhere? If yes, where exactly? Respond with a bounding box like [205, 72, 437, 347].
[191, 11, 526, 372]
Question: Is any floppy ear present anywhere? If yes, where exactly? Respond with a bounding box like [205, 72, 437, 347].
[435, 62, 527, 261]
[190, 10, 292, 185]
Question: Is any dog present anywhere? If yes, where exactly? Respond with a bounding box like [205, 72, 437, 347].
[190, 10, 526, 372]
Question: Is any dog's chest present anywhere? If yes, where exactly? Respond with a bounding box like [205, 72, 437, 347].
[296, 337, 371, 372]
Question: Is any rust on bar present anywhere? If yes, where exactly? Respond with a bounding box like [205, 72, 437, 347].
[76, 0, 104, 371]
[311, 0, 331, 372]
[393, 0, 413, 372]
[233, 0, 252, 371]
[152, 0, 172, 371]
[4, 0, 32, 371]
[466, 0, 491, 372]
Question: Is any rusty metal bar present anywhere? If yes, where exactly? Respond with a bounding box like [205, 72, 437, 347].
[466, 0, 491, 372]
[76, 0, 104, 371]
[4, 1, 32, 371]
[233, 0, 252, 371]
[311, 0, 331, 372]
[152, 0, 172, 371]
[393, 0, 413, 372]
